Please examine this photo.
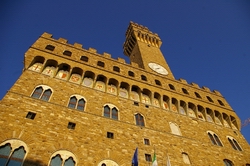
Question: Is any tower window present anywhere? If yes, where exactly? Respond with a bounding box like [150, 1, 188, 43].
[182, 88, 189, 95]
[68, 122, 76, 130]
[144, 138, 150, 145]
[134, 102, 139, 106]
[145, 154, 151, 162]
[155, 79, 161, 86]
[80, 56, 88, 62]
[26, 112, 36, 120]
[141, 75, 147, 81]
[113, 66, 120, 72]
[45, 44, 55, 51]
[169, 84, 175, 90]
[97, 61, 105, 67]
[218, 100, 225, 106]
[63, 50, 72, 56]
[107, 132, 114, 139]
[206, 96, 214, 103]
[128, 71, 135, 77]
[194, 92, 201, 98]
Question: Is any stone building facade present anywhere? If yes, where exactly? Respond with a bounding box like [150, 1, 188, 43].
[0, 22, 249, 165]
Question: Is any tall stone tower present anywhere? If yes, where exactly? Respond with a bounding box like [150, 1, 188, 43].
[0, 21, 249, 166]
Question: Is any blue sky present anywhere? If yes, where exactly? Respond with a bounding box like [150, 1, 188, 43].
[1, 1, 250, 143]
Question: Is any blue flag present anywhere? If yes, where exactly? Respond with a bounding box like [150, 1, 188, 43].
[132, 147, 138, 166]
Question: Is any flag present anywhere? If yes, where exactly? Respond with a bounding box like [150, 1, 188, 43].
[152, 152, 158, 166]
[167, 155, 171, 166]
[132, 147, 138, 166]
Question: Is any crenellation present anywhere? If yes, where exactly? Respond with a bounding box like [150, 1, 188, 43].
[58, 37, 68, 44]
[117, 57, 126, 64]
[213, 90, 223, 96]
[179, 78, 188, 84]
[88, 47, 97, 53]
[103, 52, 111, 58]
[41, 32, 52, 38]
[202, 86, 210, 92]
[190, 82, 200, 88]
[73, 43, 83, 49]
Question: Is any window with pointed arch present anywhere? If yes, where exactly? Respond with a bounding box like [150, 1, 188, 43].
[31, 85, 52, 101]
[227, 136, 242, 151]
[135, 113, 145, 126]
[0, 139, 28, 166]
[169, 122, 181, 136]
[103, 104, 118, 120]
[68, 95, 86, 111]
[207, 131, 223, 146]
[223, 159, 233, 166]
[49, 150, 77, 166]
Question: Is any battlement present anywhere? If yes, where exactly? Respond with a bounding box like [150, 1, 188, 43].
[36, 32, 228, 106]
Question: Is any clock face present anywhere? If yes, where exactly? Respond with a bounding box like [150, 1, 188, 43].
[148, 63, 168, 75]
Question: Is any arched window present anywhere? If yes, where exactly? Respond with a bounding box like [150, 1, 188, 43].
[49, 150, 76, 166]
[207, 131, 223, 146]
[227, 137, 242, 151]
[0, 140, 28, 166]
[103, 104, 118, 120]
[169, 122, 181, 135]
[68, 95, 86, 111]
[135, 113, 145, 126]
[223, 159, 233, 166]
[31, 85, 52, 101]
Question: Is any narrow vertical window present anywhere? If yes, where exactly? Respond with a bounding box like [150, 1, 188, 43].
[68, 97, 77, 109]
[50, 154, 63, 166]
[8, 146, 26, 166]
[214, 134, 222, 146]
[0, 144, 11, 166]
[208, 133, 216, 145]
[41, 89, 52, 101]
[77, 99, 85, 110]
[104, 106, 110, 118]
[228, 138, 237, 150]
[64, 157, 75, 166]
[145, 154, 151, 162]
[135, 113, 145, 126]
[31, 87, 43, 99]
[111, 107, 118, 120]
